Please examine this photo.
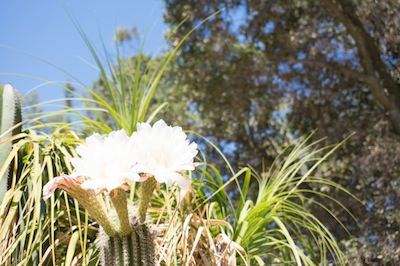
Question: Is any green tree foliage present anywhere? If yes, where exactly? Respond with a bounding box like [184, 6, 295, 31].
[161, 0, 400, 264]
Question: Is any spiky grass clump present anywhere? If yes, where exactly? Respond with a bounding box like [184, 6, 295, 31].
[0, 130, 101, 265]
[149, 134, 358, 266]
[201, 136, 357, 265]
[151, 184, 245, 265]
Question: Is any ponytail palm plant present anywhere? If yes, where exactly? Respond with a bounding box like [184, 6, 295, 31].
[163, 134, 356, 265]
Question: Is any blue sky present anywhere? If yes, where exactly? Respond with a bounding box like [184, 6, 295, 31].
[0, 0, 167, 103]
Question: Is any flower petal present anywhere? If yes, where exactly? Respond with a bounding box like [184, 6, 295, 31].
[131, 120, 198, 190]
[43, 175, 84, 200]
[81, 178, 111, 191]
[43, 178, 58, 200]
[174, 173, 191, 191]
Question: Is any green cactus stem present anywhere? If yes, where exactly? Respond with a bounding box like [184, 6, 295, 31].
[138, 177, 157, 222]
[99, 207, 156, 266]
[68, 185, 117, 237]
[111, 188, 132, 235]
[0, 84, 22, 203]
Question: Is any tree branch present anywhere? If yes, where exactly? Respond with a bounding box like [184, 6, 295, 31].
[319, 0, 400, 133]
[285, 56, 364, 81]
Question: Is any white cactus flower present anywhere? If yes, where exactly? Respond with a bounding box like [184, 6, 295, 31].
[131, 120, 198, 190]
[70, 129, 141, 193]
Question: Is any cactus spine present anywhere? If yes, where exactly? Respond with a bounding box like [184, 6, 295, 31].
[0, 84, 22, 203]
[99, 204, 156, 266]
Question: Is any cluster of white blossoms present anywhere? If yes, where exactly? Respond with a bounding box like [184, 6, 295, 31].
[43, 120, 198, 199]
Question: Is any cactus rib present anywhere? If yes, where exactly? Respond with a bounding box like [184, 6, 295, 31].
[0, 83, 22, 203]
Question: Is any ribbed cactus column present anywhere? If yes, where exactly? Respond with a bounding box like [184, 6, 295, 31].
[44, 179, 157, 265]
[0, 84, 22, 203]
[98, 187, 156, 266]
[98, 218, 155, 266]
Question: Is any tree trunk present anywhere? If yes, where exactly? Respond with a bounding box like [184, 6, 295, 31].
[320, 0, 400, 134]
